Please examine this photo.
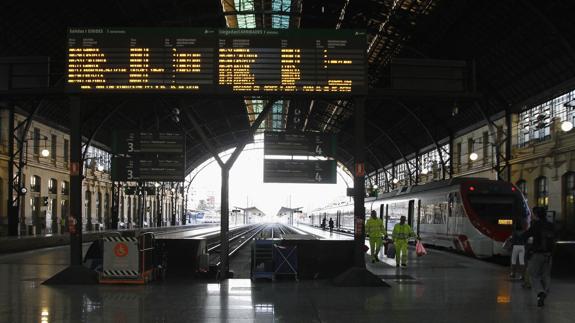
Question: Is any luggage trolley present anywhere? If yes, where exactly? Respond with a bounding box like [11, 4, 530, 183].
[273, 244, 298, 281]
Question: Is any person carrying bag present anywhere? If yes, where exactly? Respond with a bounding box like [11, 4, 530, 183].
[416, 239, 427, 257]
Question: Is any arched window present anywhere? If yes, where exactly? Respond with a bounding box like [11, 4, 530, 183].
[119, 196, 124, 222]
[516, 179, 527, 197]
[84, 191, 92, 227]
[30, 175, 41, 192]
[60, 199, 69, 232]
[132, 197, 137, 225]
[535, 177, 548, 207]
[96, 192, 102, 223]
[104, 193, 109, 227]
[127, 197, 132, 224]
[48, 178, 57, 194]
[563, 172, 575, 236]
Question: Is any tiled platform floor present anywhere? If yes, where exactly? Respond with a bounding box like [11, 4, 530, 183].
[0, 229, 573, 323]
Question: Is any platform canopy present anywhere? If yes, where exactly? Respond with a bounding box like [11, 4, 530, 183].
[2, 1, 575, 176]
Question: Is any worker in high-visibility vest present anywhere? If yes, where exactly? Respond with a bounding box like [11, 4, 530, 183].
[366, 210, 385, 263]
[392, 215, 416, 267]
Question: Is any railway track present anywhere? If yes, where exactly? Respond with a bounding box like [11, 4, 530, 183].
[208, 223, 297, 267]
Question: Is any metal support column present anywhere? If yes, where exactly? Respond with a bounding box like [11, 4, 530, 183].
[353, 98, 366, 268]
[171, 184, 176, 226]
[448, 135, 454, 178]
[7, 105, 17, 236]
[157, 184, 162, 227]
[220, 167, 230, 278]
[139, 182, 145, 228]
[184, 99, 276, 279]
[505, 109, 512, 182]
[43, 96, 99, 284]
[111, 181, 118, 229]
[181, 185, 185, 224]
[70, 97, 83, 266]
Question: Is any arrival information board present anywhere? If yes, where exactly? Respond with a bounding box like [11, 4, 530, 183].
[67, 28, 366, 94]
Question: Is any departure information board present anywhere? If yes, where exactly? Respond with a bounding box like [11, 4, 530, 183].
[67, 28, 367, 95]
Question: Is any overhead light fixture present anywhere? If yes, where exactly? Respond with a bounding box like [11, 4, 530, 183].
[41, 148, 50, 157]
[452, 101, 459, 116]
[422, 168, 429, 175]
[373, 184, 378, 189]
[561, 120, 573, 132]
[97, 164, 104, 172]
[469, 152, 478, 161]
[392, 178, 399, 184]
[154, 182, 161, 188]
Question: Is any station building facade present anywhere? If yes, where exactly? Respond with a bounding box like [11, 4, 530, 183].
[0, 108, 183, 236]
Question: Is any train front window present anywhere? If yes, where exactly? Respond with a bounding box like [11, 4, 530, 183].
[468, 195, 516, 226]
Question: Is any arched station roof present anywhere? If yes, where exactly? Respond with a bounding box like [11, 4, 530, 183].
[1, 0, 574, 175]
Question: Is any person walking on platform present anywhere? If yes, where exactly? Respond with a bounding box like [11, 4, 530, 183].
[392, 216, 416, 267]
[321, 217, 326, 230]
[366, 210, 385, 263]
[509, 228, 527, 280]
[521, 207, 556, 307]
[328, 218, 334, 234]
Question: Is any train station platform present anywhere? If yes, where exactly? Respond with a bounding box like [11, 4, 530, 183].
[0, 224, 216, 254]
[1, 233, 574, 323]
[291, 223, 353, 240]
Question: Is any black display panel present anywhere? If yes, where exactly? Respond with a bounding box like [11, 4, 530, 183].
[111, 156, 185, 182]
[264, 131, 336, 157]
[263, 159, 336, 184]
[66, 28, 366, 95]
[113, 131, 184, 154]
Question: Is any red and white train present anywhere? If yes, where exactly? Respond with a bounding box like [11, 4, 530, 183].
[310, 178, 531, 258]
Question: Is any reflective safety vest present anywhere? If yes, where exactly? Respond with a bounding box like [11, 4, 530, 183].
[392, 223, 415, 241]
[366, 218, 385, 238]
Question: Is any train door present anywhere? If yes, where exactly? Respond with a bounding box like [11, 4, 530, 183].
[408, 200, 415, 227]
[385, 204, 389, 234]
[447, 193, 458, 237]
